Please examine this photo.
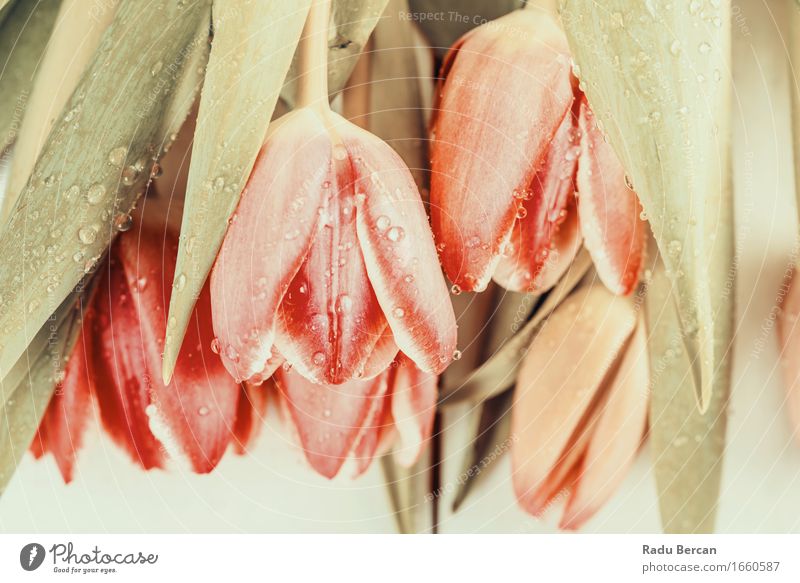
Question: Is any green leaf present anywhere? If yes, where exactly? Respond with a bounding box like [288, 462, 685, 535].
[0, 0, 61, 154]
[281, 0, 389, 106]
[161, 0, 312, 382]
[0, 291, 85, 495]
[645, 257, 730, 533]
[561, 1, 734, 411]
[3, 0, 119, 225]
[440, 249, 593, 405]
[380, 450, 433, 533]
[408, 0, 523, 57]
[0, 0, 212, 379]
[451, 389, 512, 512]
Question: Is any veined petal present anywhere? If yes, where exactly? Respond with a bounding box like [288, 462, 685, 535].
[277, 367, 387, 479]
[275, 146, 395, 384]
[511, 284, 637, 515]
[529, 200, 583, 294]
[576, 99, 645, 296]
[777, 269, 800, 442]
[337, 117, 457, 374]
[390, 354, 438, 467]
[30, 333, 93, 483]
[492, 107, 580, 293]
[116, 213, 240, 474]
[429, 10, 574, 291]
[211, 108, 333, 382]
[232, 382, 270, 455]
[351, 373, 392, 476]
[561, 316, 649, 530]
[91, 250, 164, 471]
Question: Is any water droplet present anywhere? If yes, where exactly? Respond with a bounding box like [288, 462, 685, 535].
[451, 284, 462, 296]
[151, 61, 163, 76]
[175, 273, 187, 291]
[698, 41, 711, 55]
[386, 226, 404, 242]
[392, 307, 405, 319]
[333, 144, 347, 160]
[404, 274, 415, 283]
[516, 207, 528, 219]
[312, 352, 325, 365]
[78, 225, 98, 244]
[197, 405, 209, 416]
[113, 212, 133, 232]
[668, 239, 682, 257]
[669, 40, 681, 56]
[109, 146, 127, 166]
[336, 294, 352, 313]
[376, 215, 391, 231]
[121, 165, 139, 186]
[87, 183, 106, 204]
[210, 338, 221, 354]
[452, 349, 462, 361]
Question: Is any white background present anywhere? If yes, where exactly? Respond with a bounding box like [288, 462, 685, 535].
[2, 0, 800, 533]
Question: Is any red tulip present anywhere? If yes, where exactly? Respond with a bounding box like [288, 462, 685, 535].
[211, 108, 457, 386]
[430, 9, 644, 296]
[511, 284, 649, 529]
[31, 199, 261, 480]
[275, 353, 437, 478]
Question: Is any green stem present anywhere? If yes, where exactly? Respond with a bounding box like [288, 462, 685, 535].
[297, 0, 331, 110]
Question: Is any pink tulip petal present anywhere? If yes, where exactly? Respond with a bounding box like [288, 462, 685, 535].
[275, 149, 395, 384]
[390, 354, 438, 467]
[492, 107, 580, 292]
[30, 334, 93, 483]
[576, 99, 645, 295]
[777, 269, 800, 441]
[511, 284, 637, 516]
[351, 375, 392, 476]
[232, 382, 270, 455]
[429, 10, 574, 291]
[118, 215, 241, 474]
[336, 117, 457, 375]
[561, 317, 649, 530]
[211, 108, 333, 382]
[91, 250, 165, 471]
[529, 201, 583, 293]
[278, 368, 388, 479]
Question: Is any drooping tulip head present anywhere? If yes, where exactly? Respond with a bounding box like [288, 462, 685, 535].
[511, 284, 649, 529]
[211, 108, 457, 386]
[430, 9, 644, 296]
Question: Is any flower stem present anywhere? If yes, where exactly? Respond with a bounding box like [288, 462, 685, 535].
[297, 0, 332, 110]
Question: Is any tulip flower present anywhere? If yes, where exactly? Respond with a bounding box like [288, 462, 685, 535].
[777, 269, 800, 441]
[209, 0, 457, 388]
[31, 199, 264, 480]
[275, 353, 437, 478]
[430, 8, 645, 296]
[511, 283, 649, 529]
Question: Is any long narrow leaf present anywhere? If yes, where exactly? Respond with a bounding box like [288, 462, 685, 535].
[645, 258, 730, 533]
[162, 0, 311, 382]
[0, 0, 211, 379]
[561, 1, 733, 411]
[0, 0, 61, 155]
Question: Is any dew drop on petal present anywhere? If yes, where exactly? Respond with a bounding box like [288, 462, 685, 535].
[386, 226, 404, 242]
[312, 352, 325, 365]
[376, 215, 391, 231]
